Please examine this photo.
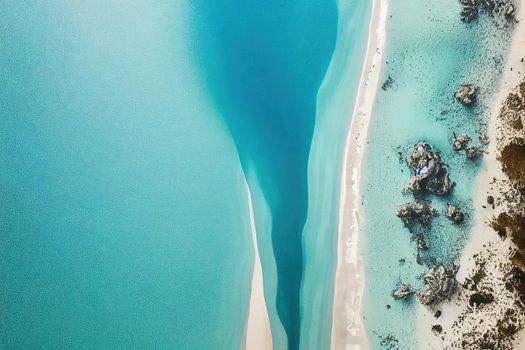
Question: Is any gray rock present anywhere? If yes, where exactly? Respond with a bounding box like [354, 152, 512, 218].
[416, 265, 458, 306]
[455, 84, 478, 106]
[396, 200, 435, 227]
[392, 284, 414, 300]
[406, 142, 452, 196]
[447, 204, 464, 223]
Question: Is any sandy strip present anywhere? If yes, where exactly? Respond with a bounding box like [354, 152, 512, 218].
[243, 182, 273, 350]
[330, 1, 388, 349]
[417, 2, 525, 348]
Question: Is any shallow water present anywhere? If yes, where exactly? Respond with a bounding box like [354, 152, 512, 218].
[360, 1, 512, 348]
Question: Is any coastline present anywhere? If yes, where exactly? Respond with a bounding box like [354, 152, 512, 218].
[244, 182, 273, 350]
[330, 0, 388, 348]
[417, 1, 525, 347]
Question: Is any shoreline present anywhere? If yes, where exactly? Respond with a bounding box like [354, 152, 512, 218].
[243, 182, 273, 350]
[330, 0, 388, 348]
[417, 1, 525, 347]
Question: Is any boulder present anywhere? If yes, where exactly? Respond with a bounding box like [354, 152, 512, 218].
[392, 284, 414, 300]
[455, 84, 478, 106]
[406, 142, 452, 196]
[416, 265, 458, 306]
[447, 204, 464, 223]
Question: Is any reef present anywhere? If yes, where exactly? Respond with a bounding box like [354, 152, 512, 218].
[458, 0, 516, 22]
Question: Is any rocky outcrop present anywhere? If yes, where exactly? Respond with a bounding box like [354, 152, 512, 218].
[447, 204, 465, 223]
[396, 200, 435, 227]
[500, 139, 525, 188]
[455, 84, 478, 106]
[392, 284, 414, 300]
[406, 142, 452, 196]
[416, 265, 458, 305]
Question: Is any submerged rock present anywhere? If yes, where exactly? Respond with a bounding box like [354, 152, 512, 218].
[466, 146, 483, 160]
[396, 200, 435, 227]
[392, 284, 414, 300]
[452, 133, 472, 152]
[447, 204, 464, 223]
[455, 84, 478, 106]
[406, 142, 452, 196]
[417, 236, 430, 250]
[416, 265, 458, 306]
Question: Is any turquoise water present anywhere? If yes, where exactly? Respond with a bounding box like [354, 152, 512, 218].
[189, 1, 372, 349]
[360, 1, 512, 348]
[0, 2, 253, 349]
[0, 0, 374, 349]
[301, 1, 372, 349]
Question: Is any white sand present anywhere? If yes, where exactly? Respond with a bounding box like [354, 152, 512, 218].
[243, 183, 273, 350]
[330, 0, 388, 349]
[417, 1, 525, 348]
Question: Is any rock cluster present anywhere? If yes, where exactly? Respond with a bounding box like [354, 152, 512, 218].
[406, 142, 452, 196]
[447, 204, 465, 223]
[416, 265, 458, 305]
[455, 84, 478, 105]
[452, 133, 484, 160]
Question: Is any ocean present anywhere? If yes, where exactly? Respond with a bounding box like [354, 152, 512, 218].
[0, 1, 373, 349]
[0, 2, 253, 349]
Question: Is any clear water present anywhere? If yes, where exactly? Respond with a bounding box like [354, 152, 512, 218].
[0, 2, 253, 349]
[360, 1, 512, 348]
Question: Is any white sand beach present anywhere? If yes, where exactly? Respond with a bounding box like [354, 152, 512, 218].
[243, 183, 273, 350]
[417, 1, 525, 348]
[330, 0, 388, 349]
